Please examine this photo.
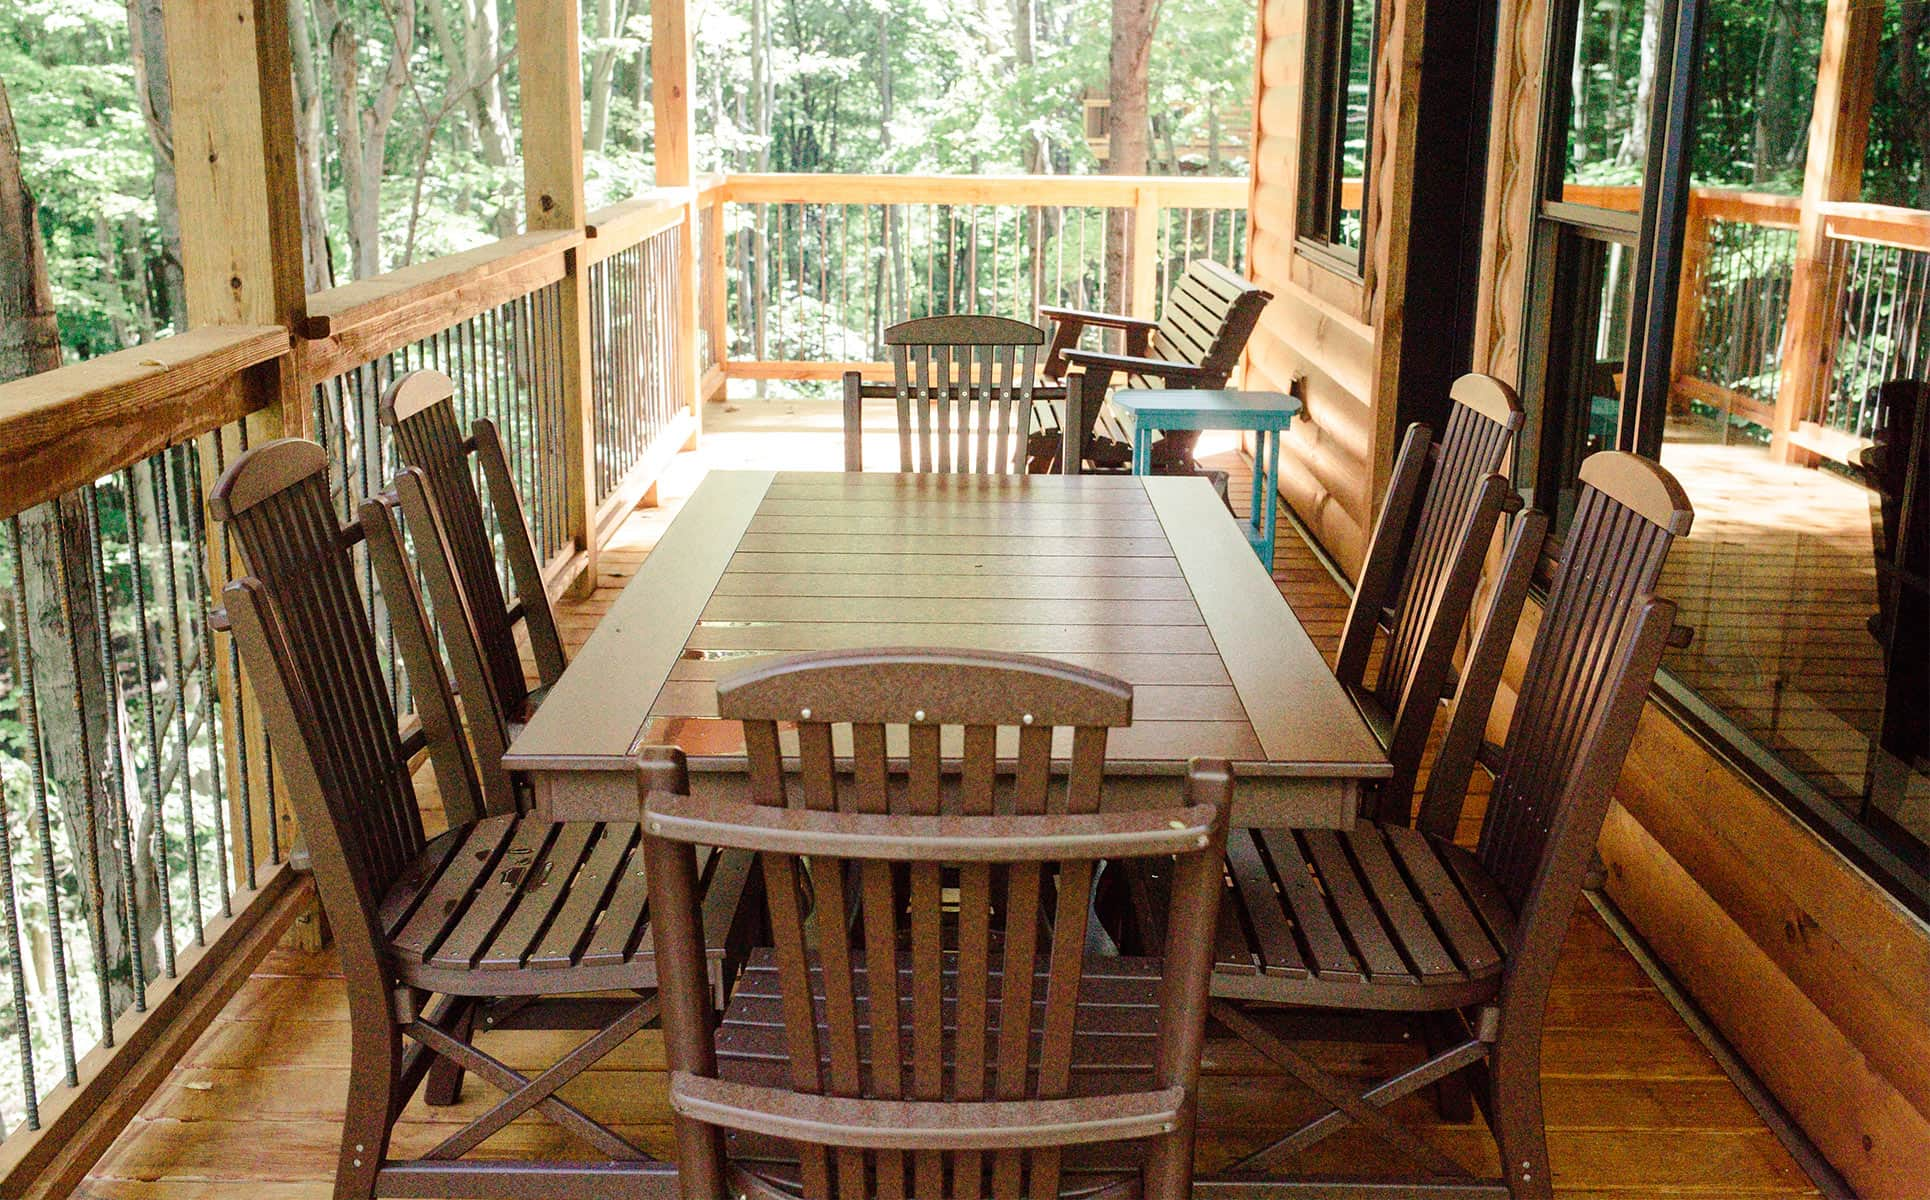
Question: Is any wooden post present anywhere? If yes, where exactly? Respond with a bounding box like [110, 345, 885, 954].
[164, 0, 309, 882]
[654, 0, 704, 445]
[705, 189, 730, 402]
[1668, 197, 1711, 419]
[517, 0, 598, 596]
[1131, 182, 1160, 320]
[1768, 0, 1881, 462]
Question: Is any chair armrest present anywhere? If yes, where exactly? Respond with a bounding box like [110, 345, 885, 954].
[1037, 305, 1157, 333]
[1061, 349, 1215, 383]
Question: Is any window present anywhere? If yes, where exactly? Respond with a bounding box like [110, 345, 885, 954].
[1519, 0, 1930, 911]
[1297, 0, 1378, 269]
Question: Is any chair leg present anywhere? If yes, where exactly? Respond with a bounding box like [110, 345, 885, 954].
[423, 1004, 473, 1106]
[1425, 1010, 1477, 1122]
[1487, 1031, 1553, 1200]
[1141, 1109, 1198, 1200]
[336, 1016, 402, 1200]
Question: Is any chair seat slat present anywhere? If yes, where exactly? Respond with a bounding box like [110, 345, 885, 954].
[390, 815, 521, 963]
[526, 823, 639, 968]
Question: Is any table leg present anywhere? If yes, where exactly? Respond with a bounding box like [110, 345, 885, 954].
[1133, 425, 1152, 475]
[1249, 430, 1265, 533]
[1263, 426, 1282, 570]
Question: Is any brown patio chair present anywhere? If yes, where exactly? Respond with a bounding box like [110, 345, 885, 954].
[643, 647, 1231, 1199]
[212, 438, 758, 1200]
[380, 369, 566, 814]
[1332, 373, 1526, 823]
[1193, 451, 1692, 1199]
[842, 314, 1072, 473]
[1030, 258, 1272, 473]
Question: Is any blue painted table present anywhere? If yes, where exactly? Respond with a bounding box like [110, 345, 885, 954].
[1110, 388, 1303, 568]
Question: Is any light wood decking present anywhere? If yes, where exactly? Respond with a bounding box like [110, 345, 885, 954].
[78, 405, 1820, 1197]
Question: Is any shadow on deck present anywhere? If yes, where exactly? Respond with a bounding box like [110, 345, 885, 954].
[79, 400, 1819, 1197]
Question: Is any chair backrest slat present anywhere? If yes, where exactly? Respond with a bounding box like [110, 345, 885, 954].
[379, 370, 567, 806]
[851, 316, 1046, 475]
[1334, 374, 1525, 823]
[212, 439, 473, 957]
[1470, 451, 1692, 943]
[1150, 260, 1269, 384]
[649, 649, 1225, 1199]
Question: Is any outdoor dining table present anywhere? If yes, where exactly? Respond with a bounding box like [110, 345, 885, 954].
[505, 469, 1391, 828]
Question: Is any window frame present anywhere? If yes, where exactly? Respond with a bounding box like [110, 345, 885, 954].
[1295, 0, 1379, 276]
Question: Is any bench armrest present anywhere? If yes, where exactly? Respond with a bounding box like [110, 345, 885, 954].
[1037, 305, 1158, 332]
[1061, 349, 1215, 384]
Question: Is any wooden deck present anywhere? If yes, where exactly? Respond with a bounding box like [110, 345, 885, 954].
[78, 403, 1820, 1197]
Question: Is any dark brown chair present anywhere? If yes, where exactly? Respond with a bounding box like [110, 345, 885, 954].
[1195, 451, 1692, 1198]
[1032, 259, 1272, 473]
[212, 438, 757, 1200]
[380, 369, 566, 814]
[643, 648, 1231, 1200]
[842, 315, 1072, 474]
[1333, 373, 1526, 822]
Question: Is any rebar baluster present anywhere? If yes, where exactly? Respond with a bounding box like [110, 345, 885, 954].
[204, 430, 255, 892]
[180, 447, 231, 917]
[118, 464, 166, 988]
[1, 526, 44, 1129]
[154, 450, 205, 944]
[85, 482, 143, 1017]
[9, 516, 79, 1086]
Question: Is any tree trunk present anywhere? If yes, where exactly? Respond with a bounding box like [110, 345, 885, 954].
[124, 0, 186, 334]
[1615, 0, 1664, 169]
[316, 0, 418, 278]
[587, 0, 633, 153]
[1106, 0, 1158, 318]
[288, 0, 336, 292]
[2, 78, 142, 1017]
[1898, 2, 1930, 209]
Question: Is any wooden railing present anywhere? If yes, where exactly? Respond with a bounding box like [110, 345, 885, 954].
[699, 174, 1250, 382]
[0, 185, 698, 1191]
[1567, 183, 1930, 463]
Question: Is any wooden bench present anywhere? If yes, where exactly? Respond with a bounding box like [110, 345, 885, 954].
[1030, 259, 1272, 473]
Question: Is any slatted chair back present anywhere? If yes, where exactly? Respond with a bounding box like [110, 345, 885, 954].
[1330, 374, 1523, 821]
[644, 648, 1230, 1200]
[380, 371, 566, 758]
[1474, 452, 1692, 978]
[846, 315, 1045, 474]
[1141, 259, 1269, 389]
[211, 438, 480, 966]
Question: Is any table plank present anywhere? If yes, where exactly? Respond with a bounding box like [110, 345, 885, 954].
[1144, 476, 1385, 771]
[710, 573, 1199, 601]
[649, 680, 1248, 722]
[724, 552, 1185, 577]
[732, 532, 1176, 556]
[700, 595, 1206, 627]
[668, 650, 1236, 686]
[506, 469, 773, 767]
[684, 620, 1221, 655]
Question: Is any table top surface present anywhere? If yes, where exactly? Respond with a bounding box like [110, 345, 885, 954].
[1111, 389, 1304, 432]
[505, 470, 1387, 782]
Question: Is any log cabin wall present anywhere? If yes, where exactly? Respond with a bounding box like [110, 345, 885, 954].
[1459, 0, 1930, 1192]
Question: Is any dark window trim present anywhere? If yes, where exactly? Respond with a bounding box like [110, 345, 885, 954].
[1296, 0, 1378, 277]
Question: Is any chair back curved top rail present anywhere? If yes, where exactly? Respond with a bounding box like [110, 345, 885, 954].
[644, 647, 1230, 1200]
[843, 315, 1047, 474]
[1333, 373, 1525, 823]
[1036, 259, 1272, 472]
[380, 369, 568, 813]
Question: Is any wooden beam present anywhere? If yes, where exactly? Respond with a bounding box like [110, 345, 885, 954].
[299, 228, 582, 340]
[517, 0, 597, 597]
[1768, 0, 1883, 461]
[653, 0, 703, 443]
[0, 326, 285, 515]
[720, 173, 1251, 209]
[1131, 183, 1160, 319]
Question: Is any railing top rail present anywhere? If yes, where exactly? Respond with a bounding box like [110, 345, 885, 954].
[1554, 183, 1805, 229]
[719, 172, 1250, 208]
[300, 227, 583, 342]
[584, 189, 692, 266]
[0, 323, 287, 519]
[1820, 201, 1930, 254]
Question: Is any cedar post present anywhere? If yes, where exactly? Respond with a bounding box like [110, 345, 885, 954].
[1668, 196, 1711, 418]
[164, 0, 309, 881]
[654, 0, 705, 444]
[1768, 0, 1882, 462]
[517, 0, 599, 596]
[1131, 182, 1161, 320]
[705, 188, 731, 402]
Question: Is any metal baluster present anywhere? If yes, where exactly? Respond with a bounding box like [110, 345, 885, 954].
[205, 430, 255, 892]
[154, 451, 205, 944]
[85, 482, 143, 1017]
[119, 464, 169, 986]
[1, 525, 44, 1127]
[180, 447, 231, 917]
[9, 515, 79, 1086]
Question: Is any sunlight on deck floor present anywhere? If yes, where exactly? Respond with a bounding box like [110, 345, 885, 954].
[79, 398, 1820, 1197]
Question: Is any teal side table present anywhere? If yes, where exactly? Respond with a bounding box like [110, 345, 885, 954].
[1110, 388, 1302, 569]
